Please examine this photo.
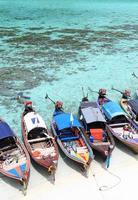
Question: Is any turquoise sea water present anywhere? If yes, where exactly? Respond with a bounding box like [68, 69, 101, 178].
[0, 0, 138, 137]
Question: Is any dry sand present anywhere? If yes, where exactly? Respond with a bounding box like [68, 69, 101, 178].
[1, 141, 138, 200]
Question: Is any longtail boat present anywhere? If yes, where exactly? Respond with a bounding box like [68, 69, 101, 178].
[0, 119, 30, 195]
[78, 96, 115, 167]
[120, 99, 138, 125]
[111, 87, 138, 126]
[50, 100, 94, 172]
[21, 101, 59, 181]
[97, 89, 138, 153]
[120, 93, 138, 126]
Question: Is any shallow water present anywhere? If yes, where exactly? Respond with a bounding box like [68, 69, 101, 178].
[0, 1, 138, 200]
[0, 0, 138, 135]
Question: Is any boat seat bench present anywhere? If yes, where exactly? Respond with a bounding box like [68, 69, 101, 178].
[93, 141, 110, 146]
[60, 135, 80, 142]
[28, 137, 47, 143]
[110, 123, 128, 127]
[0, 144, 17, 152]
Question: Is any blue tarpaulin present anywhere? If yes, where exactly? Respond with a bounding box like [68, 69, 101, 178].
[0, 121, 14, 140]
[102, 101, 126, 120]
[54, 113, 82, 130]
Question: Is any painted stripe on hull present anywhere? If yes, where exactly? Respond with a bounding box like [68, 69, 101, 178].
[8, 163, 26, 178]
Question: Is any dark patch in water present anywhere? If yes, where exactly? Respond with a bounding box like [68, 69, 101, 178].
[102, 24, 138, 33]
[0, 27, 20, 37]
[0, 67, 59, 97]
[5, 33, 51, 45]
[77, 67, 90, 72]
[0, 25, 138, 99]
[0, 49, 5, 53]
[4, 27, 136, 52]
[66, 71, 78, 75]
[14, 16, 33, 20]
[28, 27, 45, 31]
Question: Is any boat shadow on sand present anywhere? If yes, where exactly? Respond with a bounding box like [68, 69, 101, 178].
[92, 150, 108, 167]
[0, 173, 23, 192]
[30, 159, 56, 184]
[90, 140, 138, 169]
[113, 138, 138, 159]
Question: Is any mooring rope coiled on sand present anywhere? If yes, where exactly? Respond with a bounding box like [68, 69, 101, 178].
[92, 167, 121, 192]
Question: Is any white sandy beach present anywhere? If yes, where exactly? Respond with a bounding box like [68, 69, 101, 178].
[1, 140, 138, 200]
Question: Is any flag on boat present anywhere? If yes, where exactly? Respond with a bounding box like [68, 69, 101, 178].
[70, 113, 74, 127]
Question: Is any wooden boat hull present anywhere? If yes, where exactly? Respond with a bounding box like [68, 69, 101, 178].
[21, 112, 59, 174]
[78, 99, 115, 160]
[120, 98, 132, 117]
[0, 141, 30, 185]
[120, 98, 138, 126]
[109, 118, 138, 154]
[136, 90, 138, 98]
[51, 122, 94, 170]
[98, 96, 138, 153]
[110, 126, 138, 153]
[82, 127, 115, 158]
[0, 120, 30, 190]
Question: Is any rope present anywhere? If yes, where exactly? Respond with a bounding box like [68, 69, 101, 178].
[92, 167, 121, 192]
